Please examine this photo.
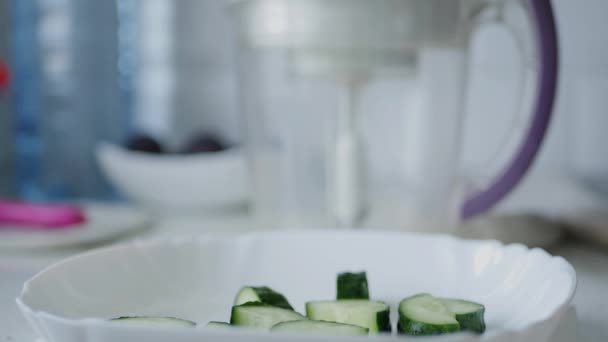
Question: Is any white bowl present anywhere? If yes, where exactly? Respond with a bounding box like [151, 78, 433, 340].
[96, 143, 248, 211]
[17, 231, 576, 342]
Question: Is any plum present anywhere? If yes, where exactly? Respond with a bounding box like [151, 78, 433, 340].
[125, 135, 164, 154]
[180, 133, 227, 154]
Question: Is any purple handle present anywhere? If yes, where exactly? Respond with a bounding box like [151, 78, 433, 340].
[462, 0, 558, 219]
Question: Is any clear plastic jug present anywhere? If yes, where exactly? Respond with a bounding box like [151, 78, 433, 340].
[231, 0, 558, 231]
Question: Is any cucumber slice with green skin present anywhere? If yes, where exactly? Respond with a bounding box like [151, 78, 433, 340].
[109, 316, 196, 327]
[398, 294, 459, 336]
[337, 272, 369, 300]
[230, 302, 306, 329]
[439, 298, 486, 333]
[206, 321, 231, 329]
[305, 300, 390, 333]
[234, 286, 294, 310]
[271, 320, 369, 335]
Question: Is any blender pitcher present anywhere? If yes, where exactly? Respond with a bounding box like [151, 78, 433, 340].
[231, 0, 557, 231]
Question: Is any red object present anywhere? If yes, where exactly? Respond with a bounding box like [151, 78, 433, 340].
[0, 61, 9, 90]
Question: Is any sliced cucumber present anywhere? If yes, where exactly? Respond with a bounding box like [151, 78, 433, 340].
[271, 320, 369, 335]
[109, 316, 196, 327]
[305, 300, 390, 333]
[234, 286, 294, 310]
[230, 302, 306, 329]
[398, 294, 459, 335]
[439, 298, 486, 333]
[206, 321, 231, 329]
[337, 272, 369, 300]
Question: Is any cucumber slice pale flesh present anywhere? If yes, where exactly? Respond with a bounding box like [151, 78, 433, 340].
[271, 320, 369, 335]
[230, 302, 306, 329]
[439, 298, 486, 333]
[398, 294, 459, 336]
[337, 272, 369, 300]
[234, 286, 294, 310]
[109, 316, 196, 327]
[306, 300, 390, 333]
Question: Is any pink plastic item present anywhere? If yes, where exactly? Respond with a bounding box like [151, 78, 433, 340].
[0, 201, 86, 229]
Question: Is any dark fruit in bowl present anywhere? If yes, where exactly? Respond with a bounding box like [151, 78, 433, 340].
[125, 135, 164, 154]
[181, 133, 227, 154]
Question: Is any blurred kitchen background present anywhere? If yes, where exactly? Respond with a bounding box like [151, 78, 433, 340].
[1, 0, 241, 200]
[3, 3, 608, 340]
[0, 0, 607, 244]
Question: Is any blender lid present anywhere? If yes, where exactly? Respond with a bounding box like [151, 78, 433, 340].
[230, 0, 482, 50]
[229, 0, 484, 79]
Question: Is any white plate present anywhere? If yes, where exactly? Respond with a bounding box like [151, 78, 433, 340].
[30, 308, 588, 342]
[0, 202, 151, 249]
[17, 231, 576, 342]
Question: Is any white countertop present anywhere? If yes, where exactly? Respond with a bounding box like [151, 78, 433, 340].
[1, 213, 607, 342]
